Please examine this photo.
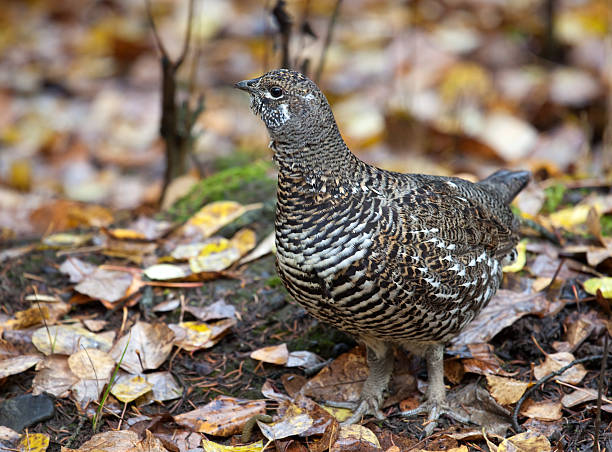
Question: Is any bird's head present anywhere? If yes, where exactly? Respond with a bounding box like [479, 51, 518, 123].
[235, 69, 333, 145]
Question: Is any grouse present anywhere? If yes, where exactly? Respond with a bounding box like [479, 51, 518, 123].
[236, 69, 529, 435]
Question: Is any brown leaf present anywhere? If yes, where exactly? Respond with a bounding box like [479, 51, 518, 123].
[329, 425, 380, 452]
[486, 375, 530, 405]
[533, 352, 587, 385]
[74, 267, 133, 303]
[251, 344, 289, 365]
[520, 399, 562, 421]
[450, 290, 551, 349]
[111, 322, 175, 374]
[174, 396, 266, 436]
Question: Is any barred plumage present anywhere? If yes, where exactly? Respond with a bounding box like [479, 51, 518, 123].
[236, 70, 529, 434]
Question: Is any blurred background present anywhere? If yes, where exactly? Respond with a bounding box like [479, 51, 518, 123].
[0, 0, 610, 239]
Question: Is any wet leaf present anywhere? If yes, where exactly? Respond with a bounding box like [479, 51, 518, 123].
[251, 343, 289, 365]
[174, 396, 266, 436]
[486, 375, 530, 405]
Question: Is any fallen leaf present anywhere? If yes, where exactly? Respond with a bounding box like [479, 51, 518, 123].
[503, 240, 527, 273]
[74, 267, 133, 303]
[201, 439, 264, 452]
[520, 399, 562, 421]
[60, 430, 139, 451]
[181, 201, 262, 239]
[251, 344, 289, 365]
[497, 430, 551, 451]
[330, 425, 380, 452]
[257, 404, 313, 441]
[184, 299, 236, 321]
[533, 352, 587, 384]
[561, 387, 599, 408]
[18, 432, 50, 452]
[174, 396, 266, 436]
[32, 355, 79, 397]
[486, 375, 530, 405]
[584, 277, 612, 298]
[68, 348, 115, 380]
[0, 355, 43, 379]
[110, 373, 153, 403]
[240, 231, 275, 264]
[111, 322, 175, 374]
[143, 263, 189, 281]
[450, 291, 551, 349]
[32, 324, 115, 355]
[140, 371, 183, 403]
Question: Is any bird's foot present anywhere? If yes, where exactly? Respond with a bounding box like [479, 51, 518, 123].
[325, 394, 386, 426]
[399, 399, 470, 437]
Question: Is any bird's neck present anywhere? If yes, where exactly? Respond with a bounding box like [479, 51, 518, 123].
[271, 125, 365, 190]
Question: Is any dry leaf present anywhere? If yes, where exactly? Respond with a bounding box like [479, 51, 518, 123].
[74, 268, 133, 303]
[174, 396, 266, 436]
[143, 263, 189, 281]
[32, 356, 79, 397]
[68, 348, 115, 380]
[497, 430, 551, 452]
[111, 322, 174, 374]
[110, 373, 153, 403]
[0, 355, 43, 379]
[181, 201, 262, 239]
[251, 343, 289, 365]
[201, 439, 264, 452]
[60, 430, 139, 452]
[330, 425, 380, 452]
[32, 324, 115, 355]
[520, 400, 562, 421]
[257, 404, 313, 441]
[18, 432, 50, 452]
[533, 352, 587, 384]
[486, 375, 530, 405]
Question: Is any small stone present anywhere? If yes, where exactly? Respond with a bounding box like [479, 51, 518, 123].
[0, 394, 55, 432]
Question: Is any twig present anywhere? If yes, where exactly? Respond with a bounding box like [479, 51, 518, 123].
[594, 334, 608, 452]
[314, 0, 342, 83]
[520, 217, 561, 245]
[272, 0, 292, 69]
[512, 354, 604, 432]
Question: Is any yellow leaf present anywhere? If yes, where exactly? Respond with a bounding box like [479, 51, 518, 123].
[257, 404, 313, 441]
[497, 430, 551, 452]
[185, 201, 262, 238]
[331, 424, 380, 452]
[322, 405, 353, 422]
[110, 374, 153, 403]
[19, 432, 50, 452]
[42, 233, 92, 248]
[202, 439, 264, 452]
[584, 277, 612, 298]
[9, 159, 32, 191]
[549, 203, 601, 229]
[232, 229, 256, 256]
[503, 240, 527, 273]
[486, 375, 530, 405]
[108, 228, 147, 240]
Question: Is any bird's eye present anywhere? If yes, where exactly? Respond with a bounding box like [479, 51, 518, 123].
[269, 86, 283, 98]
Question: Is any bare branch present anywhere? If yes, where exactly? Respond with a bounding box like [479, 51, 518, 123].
[175, 0, 195, 69]
[144, 0, 169, 59]
[314, 0, 342, 83]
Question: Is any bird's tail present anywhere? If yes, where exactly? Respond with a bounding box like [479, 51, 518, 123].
[478, 170, 531, 205]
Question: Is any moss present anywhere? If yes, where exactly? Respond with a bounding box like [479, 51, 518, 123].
[601, 215, 612, 237]
[164, 159, 276, 222]
[541, 184, 566, 214]
[265, 276, 282, 288]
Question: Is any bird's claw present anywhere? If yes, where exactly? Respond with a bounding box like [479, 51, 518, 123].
[325, 396, 386, 426]
[399, 400, 470, 437]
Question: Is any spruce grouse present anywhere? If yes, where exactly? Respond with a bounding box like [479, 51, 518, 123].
[236, 69, 530, 435]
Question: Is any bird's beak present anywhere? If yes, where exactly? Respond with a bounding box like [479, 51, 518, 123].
[234, 77, 259, 92]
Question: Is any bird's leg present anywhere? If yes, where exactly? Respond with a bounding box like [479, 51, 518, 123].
[400, 343, 470, 436]
[326, 341, 393, 425]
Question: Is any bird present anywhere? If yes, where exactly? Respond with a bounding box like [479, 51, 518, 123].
[235, 69, 530, 435]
